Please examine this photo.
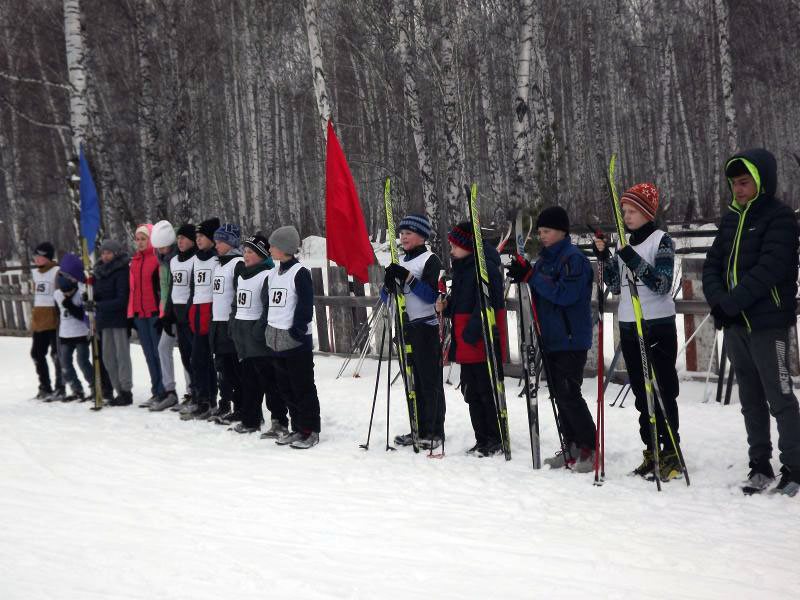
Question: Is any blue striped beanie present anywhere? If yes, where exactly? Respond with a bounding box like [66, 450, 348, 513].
[397, 213, 432, 239]
[214, 223, 241, 247]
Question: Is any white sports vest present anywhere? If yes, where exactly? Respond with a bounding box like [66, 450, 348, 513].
[54, 284, 89, 338]
[267, 262, 312, 334]
[32, 267, 58, 307]
[398, 250, 436, 321]
[618, 230, 676, 323]
[234, 269, 270, 321]
[169, 255, 193, 304]
[212, 256, 244, 321]
[192, 254, 218, 305]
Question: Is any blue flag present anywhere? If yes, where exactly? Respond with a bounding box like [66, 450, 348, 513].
[79, 146, 101, 250]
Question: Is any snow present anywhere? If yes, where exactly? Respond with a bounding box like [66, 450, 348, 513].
[1, 336, 799, 599]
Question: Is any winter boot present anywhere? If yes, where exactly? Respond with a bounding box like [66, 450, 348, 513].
[230, 422, 260, 434]
[217, 410, 243, 426]
[138, 395, 159, 408]
[290, 431, 320, 449]
[544, 443, 577, 468]
[632, 449, 655, 478]
[260, 419, 290, 439]
[477, 440, 503, 457]
[149, 391, 178, 412]
[109, 391, 133, 406]
[657, 451, 683, 482]
[207, 401, 230, 422]
[741, 459, 775, 495]
[419, 436, 443, 450]
[465, 442, 483, 456]
[178, 399, 199, 416]
[573, 447, 596, 474]
[171, 394, 192, 412]
[193, 401, 216, 421]
[36, 387, 53, 400]
[275, 430, 306, 446]
[393, 432, 415, 447]
[770, 466, 800, 497]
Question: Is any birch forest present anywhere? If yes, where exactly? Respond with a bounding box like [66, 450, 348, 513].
[1, 0, 799, 262]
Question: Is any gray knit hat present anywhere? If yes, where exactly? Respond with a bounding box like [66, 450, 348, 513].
[269, 226, 301, 255]
[100, 239, 124, 256]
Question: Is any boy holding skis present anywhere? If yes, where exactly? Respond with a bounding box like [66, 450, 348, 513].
[507, 207, 596, 472]
[703, 149, 800, 497]
[385, 213, 446, 450]
[437, 221, 507, 457]
[593, 184, 683, 481]
[30, 241, 64, 399]
[266, 225, 321, 449]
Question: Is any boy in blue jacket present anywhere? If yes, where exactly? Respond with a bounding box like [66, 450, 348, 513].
[508, 206, 596, 472]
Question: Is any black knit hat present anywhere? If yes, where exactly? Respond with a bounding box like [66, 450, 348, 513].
[34, 241, 55, 261]
[243, 232, 270, 259]
[197, 217, 221, 240]
[176, 223, 196, 241]
[536, 206, 570, 233]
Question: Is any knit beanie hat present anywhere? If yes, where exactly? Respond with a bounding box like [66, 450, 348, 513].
[535, 206, 570, 233]
[135, 224, 152, 238]
[58, 252, 85, 283]
[150, 220, 176, 248]
[620, 183, 659, 222]
[214, 223, 241, 248]
[269, 225, 301, 255]
[243, 232, 270, 259]
[398, 213, 432, 239]
[448, 221, 474, 251]
[197, 217, 221, 240]
[99, 239, 124, 256]
[34, 242, 55, 261]
[176, 223, 196, 241]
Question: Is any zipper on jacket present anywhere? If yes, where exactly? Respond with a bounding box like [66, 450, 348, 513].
[725, 202, 754, 332]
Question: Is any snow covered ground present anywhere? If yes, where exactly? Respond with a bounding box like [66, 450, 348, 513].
[2, 336, 799, 599]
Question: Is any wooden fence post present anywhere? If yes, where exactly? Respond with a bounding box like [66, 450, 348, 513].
[681, 257, 717, 376]
[327, 265, 354, 354]
[310, 267, 331, 352]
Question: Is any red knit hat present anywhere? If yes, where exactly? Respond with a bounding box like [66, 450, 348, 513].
[620, 183, 659, 221]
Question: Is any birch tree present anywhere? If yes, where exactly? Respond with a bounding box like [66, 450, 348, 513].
[714, 0, 738, 153]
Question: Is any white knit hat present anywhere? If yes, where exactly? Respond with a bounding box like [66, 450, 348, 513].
[150, 220, 176, 248]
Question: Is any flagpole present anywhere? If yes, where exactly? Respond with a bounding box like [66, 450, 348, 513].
[68, 158, 103, 411]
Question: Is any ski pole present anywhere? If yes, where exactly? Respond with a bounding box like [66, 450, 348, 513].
[360, 315, 388, 450]
[385, 304, 396, 452]
[587, 225, 606, 484]
[702, 332, 719, 403]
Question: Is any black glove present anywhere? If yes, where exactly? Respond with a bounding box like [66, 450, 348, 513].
[592, 241, 610, 261]
[718, 295, 740, 317]
[710, 303, 731, 330]
[617, 245, 638, 267]
[84, 299, 96, 313]
[289, 325, 306, 342]
[383, 272, 396, 294]
[506, 254, 533, 284]
[386, 263, 410, 284]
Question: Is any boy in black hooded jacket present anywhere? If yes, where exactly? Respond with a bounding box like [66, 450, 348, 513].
[703, 148, 800, 497]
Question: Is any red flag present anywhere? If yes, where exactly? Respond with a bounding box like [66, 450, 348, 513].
[325, 120, 375, 283]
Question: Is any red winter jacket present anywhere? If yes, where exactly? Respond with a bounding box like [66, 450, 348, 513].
[127, 224, 160, 318]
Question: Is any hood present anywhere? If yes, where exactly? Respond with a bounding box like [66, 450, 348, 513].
[95, 253, 131, 277]
[156, 245, 177, 265]
[58, 253, 85, 282]
[725, 148, 777, 206]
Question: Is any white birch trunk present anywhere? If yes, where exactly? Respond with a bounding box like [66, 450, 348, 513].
[510, 0, 533, 213]
[394, 0, 439, 227]
[704, 23, 721, 218]
[478, 44, 504, 209]
[439, 7, 465, 220]
[714, 0, 738, 153]
[670, 45, 699, 223]
[304, 0, 332, 138]
[242, 4, 261, 230]
[656, 38, 673, 207]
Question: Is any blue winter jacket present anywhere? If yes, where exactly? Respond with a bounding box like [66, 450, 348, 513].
[529, 236, 593, 352]
[93, 253, 131, 330]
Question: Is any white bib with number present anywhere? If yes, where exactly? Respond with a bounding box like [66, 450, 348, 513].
[192, 254, 218, 305]
[212, 256, 244, 321]
[169, 254, 193, 305]
[234, 269, 270, 321]
[266, 262, 311, 334]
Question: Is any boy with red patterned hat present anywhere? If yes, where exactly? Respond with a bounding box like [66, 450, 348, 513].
[593, 183, 683, 481]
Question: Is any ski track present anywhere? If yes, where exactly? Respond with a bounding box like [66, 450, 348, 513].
[1, 336, 799, 599]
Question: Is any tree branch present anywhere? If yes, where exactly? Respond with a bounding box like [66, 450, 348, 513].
[0, 70, 72, 91]
[0, 97, 70, 130]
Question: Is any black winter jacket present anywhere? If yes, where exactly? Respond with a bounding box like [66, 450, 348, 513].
[702, 148, 799, 330]
[93, 254, 131, 330]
